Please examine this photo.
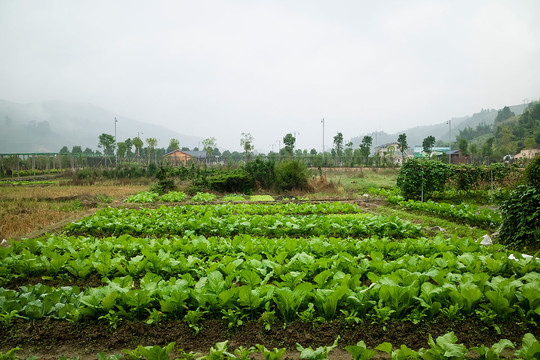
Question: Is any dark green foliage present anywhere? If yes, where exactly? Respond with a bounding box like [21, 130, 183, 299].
[152, 166, 176, 195]
[207, 169, 254, 193]
[499, 155, 540, 248]
[456, 123, 493, 141]
[494, 102, 540, 153]
[399, 161, 518, 200]
[397, 159, 452, 200]
[74, 165, 152, 180]
[494, 106, 515, 123]
[274, 160, 310, 191]
[422, 136, 436, 155]
[524, 155, 540, 188]
[453, 165, 484, 190]
[244, 159, 275, 189]
[147, 163, 158, 177]
[283, 133, 296, 157]
[498, 185, 540, 248]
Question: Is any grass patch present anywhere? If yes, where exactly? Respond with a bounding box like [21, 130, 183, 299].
[323, 168, 398, 194]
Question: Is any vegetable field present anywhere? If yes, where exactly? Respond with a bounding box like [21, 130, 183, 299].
[1, 197, 539, 359]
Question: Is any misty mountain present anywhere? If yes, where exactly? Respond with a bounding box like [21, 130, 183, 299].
[0, 99, 203, 153]
[350, 103, 528, 150]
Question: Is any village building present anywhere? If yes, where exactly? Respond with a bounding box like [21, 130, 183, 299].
[373, 142, 410, 165]
[513, 148, 540, 160]
[163, 150, 207, 166]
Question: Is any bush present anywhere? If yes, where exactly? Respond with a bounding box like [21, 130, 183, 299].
[498, 185, 540, 248]
[76, 168, 96, 180]
[244, 159, 275, 189]
[274, 160, 309, 191]
[152, 165, 176, 195]
[207, 169, 253, 193]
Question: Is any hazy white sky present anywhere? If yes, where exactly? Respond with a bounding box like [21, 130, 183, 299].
[1, 0, 539, 151]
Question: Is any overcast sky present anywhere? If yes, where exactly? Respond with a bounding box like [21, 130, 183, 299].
[1, 1, 539, 152]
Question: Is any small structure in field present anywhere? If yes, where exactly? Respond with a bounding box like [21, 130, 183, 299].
[163, 150, 207, 166]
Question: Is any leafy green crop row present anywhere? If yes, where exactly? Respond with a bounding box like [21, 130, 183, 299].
[2, 234, 538, 283]
[64, 207, 420, 238]
[221, 194, 246, 202]
[125, 191, 186, 203]
[387, 195, 502, 227]
[3, 332, 539, 360]
[2, 267, 538, 325]
[123, 202, 363, 216]
[2, 233, 538, 325]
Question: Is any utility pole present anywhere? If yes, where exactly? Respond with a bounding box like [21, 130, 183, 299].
[321, 118, 325, 163]
[114, 117, 118, 167]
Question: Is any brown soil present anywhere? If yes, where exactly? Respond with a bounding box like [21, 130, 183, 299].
[0, 317, 535, 359]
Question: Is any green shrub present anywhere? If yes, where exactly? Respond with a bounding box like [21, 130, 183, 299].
[244, 159, 275, 189]
[498, 185, 540, 248]
[274, 160, 309, 191]
[76, 168, 96, 180]
[207, 169, 253, 193]
[152, 165, 176, 195]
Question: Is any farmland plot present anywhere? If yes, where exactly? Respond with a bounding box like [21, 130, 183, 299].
[0, 200, 539, 358]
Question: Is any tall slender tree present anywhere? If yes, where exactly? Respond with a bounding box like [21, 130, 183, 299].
[133, 137, 143, 162]
[360, 136, 373, 166]
[167, 138, 180, 153]
[240, 133, 254, 163]
[397, 133, 408, 164]
[98, 133, 115, 166]
[145, 138, 158, 165]
[333, 132, 344, 165]
[422, 136, 436, 157]
[124, 138, 133, 161]
[283, 133, 296, 158]
[202, 137, 217, 163]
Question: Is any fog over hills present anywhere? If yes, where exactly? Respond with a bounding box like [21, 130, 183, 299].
[0, 99, 531, 154]
[0, 99, 203, 153]
[350, 103, 528, 150]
